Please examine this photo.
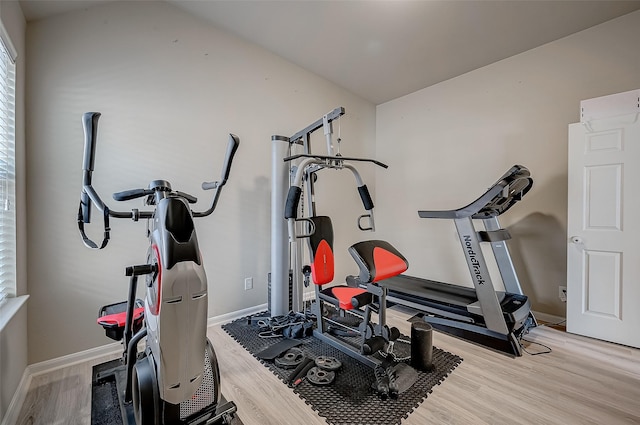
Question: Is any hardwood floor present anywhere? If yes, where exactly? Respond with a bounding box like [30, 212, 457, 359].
[16, 306, 640, 425]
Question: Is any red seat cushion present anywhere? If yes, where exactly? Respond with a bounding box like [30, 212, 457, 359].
[97, 307, 145, 328]
[321, 286, 368, 310]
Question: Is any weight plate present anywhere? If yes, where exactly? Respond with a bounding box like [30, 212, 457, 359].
[274, 347, 304, 369]
[306, 367, 335, 386]
[315, 356, 342, 371]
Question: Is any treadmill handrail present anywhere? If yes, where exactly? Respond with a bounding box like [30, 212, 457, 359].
[418, 165, 533, 219]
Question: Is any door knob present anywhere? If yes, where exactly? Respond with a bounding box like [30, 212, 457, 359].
[570, 236, 583, 244]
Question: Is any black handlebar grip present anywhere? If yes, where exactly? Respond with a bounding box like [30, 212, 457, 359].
[125, 264, 157, 277]
[82, 112, 101, 172]
[81, 112, 101, 224]
[220, 134, 240, 183]
[351, 292, 373, 309]
[113, 188, 150, 202]
[284, 186, 302, 219]
[175, 191, 198, 204]
[358, 185, 374, 211]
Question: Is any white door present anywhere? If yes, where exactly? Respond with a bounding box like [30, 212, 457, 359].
[567, 115, 640, 348]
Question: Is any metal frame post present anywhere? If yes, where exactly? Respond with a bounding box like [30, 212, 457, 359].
[270, 135, 291, 316]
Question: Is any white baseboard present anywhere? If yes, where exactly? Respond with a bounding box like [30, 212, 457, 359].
[2, 341, 121, 425]
[1, 368, 30, 425]
[207, 303, 267, 327]
[28, 341, 122, 378]
[532, 310, 566, 326]
[2, 303, 269, 425]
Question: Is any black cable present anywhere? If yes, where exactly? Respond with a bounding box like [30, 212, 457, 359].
[516, 320, 555, 356]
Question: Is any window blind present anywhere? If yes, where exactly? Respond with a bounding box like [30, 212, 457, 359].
[0, 24, 16, 303]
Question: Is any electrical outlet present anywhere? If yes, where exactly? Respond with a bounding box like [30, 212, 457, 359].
[559, 286, 567, 302]
[244, 277, 253, 290]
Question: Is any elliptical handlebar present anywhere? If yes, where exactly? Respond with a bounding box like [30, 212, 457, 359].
[203, 133, 240, 189]
[194, 133, 240, 218]
[78, 112, 240, 249]
[112, 188, 154, 202]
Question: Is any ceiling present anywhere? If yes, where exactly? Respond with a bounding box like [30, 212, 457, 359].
[19, 0, 640, 104]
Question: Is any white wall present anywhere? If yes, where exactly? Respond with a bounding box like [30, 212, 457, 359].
[0, 0, 27, 421]
[375, 11, 640, 318]
[25, 1, 375, 364]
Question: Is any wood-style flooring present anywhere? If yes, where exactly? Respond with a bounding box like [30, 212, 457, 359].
[16, 306, 640, 425]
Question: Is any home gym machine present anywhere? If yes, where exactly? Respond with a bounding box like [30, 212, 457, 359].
[381, 165, 537, 356]
[270, 107, 411, 372]
[78, 112, 239, 425]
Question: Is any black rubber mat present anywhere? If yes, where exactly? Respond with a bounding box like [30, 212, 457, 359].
[222, 313, 463, 425]
[91, 359, 243, 425]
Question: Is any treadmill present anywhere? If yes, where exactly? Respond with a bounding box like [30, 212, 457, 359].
[382, 165, 537, 356]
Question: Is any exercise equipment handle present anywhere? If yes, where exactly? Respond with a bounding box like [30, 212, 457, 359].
[80, 112, 101, 224]
[82, 113, 100, 172]
[193, 133, 240, 217]
[284, 187, 302, 219]
[202, 134, 240, 190]
[79, 113, 144, 249]
[418, 165, 533, 220]
[79, 112, 240, 248]
[113, 188, 153, 202]
[125, 264, 157, 277]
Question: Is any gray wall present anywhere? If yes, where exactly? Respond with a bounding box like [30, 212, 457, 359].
[25, 1, 376, 364]
[19, 0, 640, 367]
[374, 11, 640, 318]
[0, 0, 27, 421]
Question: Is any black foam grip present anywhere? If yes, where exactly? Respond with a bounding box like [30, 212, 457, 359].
[125, 264, 156, 277]
[113, 188, 148, 201]
[81, 190, 91, 223]
[82, 112, 101, 172]
[358, 185, 374, 210]
[284, 187, 302, 219]
[350, 292, 373, 309]
[220, 134, 240, 183]
[362, 336, 385, 355]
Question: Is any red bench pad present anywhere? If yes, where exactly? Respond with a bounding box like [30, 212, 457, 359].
[321, 286, 372, 310]
[349, 240, 408, 283]
[97, 307, 145, 329]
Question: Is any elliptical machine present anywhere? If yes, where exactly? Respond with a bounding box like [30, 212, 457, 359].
[78, 112, 239, 425]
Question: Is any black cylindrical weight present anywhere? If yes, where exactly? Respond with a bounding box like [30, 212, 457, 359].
[411, 321, 434, 371]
